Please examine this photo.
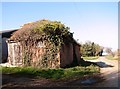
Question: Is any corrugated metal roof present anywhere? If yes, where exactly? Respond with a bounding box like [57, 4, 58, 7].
[1, 29, 18, 38]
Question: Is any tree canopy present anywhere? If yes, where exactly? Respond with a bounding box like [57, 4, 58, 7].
[80, 41, 103, 57]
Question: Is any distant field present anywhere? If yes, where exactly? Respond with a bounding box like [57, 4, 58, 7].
[105, 55, 119, 60]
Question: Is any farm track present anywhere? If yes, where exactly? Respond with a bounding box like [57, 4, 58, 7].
[1, 57, 119, 89]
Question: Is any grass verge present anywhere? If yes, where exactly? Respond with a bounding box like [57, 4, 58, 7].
[1, 64, 100, 80]
[82, 56, 99, 60]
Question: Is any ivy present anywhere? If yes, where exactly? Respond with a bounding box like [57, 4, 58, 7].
[10, 19, 73, 68]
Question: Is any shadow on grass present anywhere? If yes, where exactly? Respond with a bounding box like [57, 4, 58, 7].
[79, 58, 98, 67]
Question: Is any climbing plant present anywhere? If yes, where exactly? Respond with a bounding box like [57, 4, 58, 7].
[10, 19, 73, 68]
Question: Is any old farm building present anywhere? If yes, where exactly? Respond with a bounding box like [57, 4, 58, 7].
[0, 30, 17, 63]
[7, 20, 82, 68]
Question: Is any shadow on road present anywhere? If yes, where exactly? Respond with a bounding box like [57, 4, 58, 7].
[94, 71, 119, 87]
[94, 61, 114, 68]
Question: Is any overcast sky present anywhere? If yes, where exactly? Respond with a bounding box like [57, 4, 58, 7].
[1, 2, 118, 51]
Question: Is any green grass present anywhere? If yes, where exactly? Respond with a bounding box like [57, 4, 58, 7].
[1, 65, 100, 80]
[82, 56, 99, 60]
